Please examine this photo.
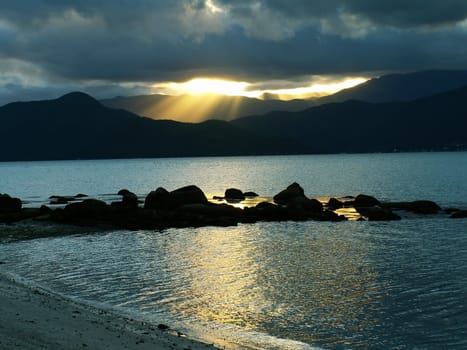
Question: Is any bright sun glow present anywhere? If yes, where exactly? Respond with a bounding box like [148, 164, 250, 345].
[155, 78, 255, 97]
[147, 76, 369, 123]
[152, 76, 368, 100]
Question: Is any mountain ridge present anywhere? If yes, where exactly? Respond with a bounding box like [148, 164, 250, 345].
[232, 85, 467, 153]
[0, 92, 303, 161]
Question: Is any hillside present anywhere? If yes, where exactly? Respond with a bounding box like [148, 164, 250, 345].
[0, 92, 303, 161]
[232, 86, 467, 153]
[321, 70, 467, 104]
[101, 93, 314, 123]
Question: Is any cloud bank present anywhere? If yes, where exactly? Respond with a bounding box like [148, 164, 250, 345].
[1, 0, 467, 104]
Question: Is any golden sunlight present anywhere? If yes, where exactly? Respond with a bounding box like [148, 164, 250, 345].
[155, 78, 256, 97]
[152, 76, 368, 101]
[265, 77, 369, 100]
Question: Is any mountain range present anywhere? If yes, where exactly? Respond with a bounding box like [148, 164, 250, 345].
[1, 70, 467, 161]
[101, 93, 314, 123]
[0, 92, 302, 161]
[101, 70, 467, 122]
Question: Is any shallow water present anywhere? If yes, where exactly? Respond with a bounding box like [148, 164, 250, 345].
[1, 152, 466, 207]
[1, 152, 467, 349]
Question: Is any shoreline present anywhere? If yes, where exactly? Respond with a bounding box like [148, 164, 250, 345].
[0, 272, 219, 350]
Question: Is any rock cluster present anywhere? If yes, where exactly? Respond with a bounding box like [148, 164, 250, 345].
[1, 183, 466, 231]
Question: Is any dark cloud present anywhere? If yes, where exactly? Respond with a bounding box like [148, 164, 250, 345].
[0, 0, 467, 103]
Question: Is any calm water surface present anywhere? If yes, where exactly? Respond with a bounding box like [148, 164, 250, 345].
[1, 153, 467, 349]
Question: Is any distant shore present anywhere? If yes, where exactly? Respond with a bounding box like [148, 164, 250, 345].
[0, 272, 218, 350]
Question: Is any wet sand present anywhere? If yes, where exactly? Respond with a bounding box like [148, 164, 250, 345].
[0, 273, 218, 350]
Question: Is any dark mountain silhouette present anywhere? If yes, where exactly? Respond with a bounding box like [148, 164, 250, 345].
[232, 86, 467, 153]
[101, 93, 314, 122]
[101, 70, 467, 124]
[320, 70, 467, 104]
[0, 92, 303, 161]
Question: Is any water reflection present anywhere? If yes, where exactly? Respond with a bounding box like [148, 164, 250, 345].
[163, 222, 385, 348]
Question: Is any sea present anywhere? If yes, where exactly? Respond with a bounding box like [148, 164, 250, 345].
[1, 152, 467, 349]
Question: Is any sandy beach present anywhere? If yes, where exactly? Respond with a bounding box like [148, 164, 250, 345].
[0, 272, 218, 350]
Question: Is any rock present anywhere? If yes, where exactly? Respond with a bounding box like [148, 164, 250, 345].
[383, 200, 441, 214]
[170, 185, 208, 208]
[63, 199, 109, 219]
[288, 197, 323, 213]
[450, 210, 467, 218]
[353, 194, 381, 208]
[0, 194, 22, 213]
[49, 196, 74, 205]
[117, 189, 138, 208]
[144, 187, 171, 210]
[327, 197, 344, 210]
[224, 188, 245, 201]
[356, 206, 401, 221]
[243, 191, 259, 197]
[145, 185, 208, 210]
[273, 183, 306, 205]
[313, 210, 347, 221]
[176, 203, 242, 217]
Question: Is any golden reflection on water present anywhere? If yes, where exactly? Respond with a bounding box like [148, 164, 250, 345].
[164, 223, 387, 347]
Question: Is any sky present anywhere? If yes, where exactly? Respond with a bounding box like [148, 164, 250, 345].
[1, 0, 467, 104]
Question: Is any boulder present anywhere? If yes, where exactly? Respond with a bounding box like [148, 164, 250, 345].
[383, 200, 441, 214]
[450, 210, 467, 218]
[224, 188, 245, 201]
[313, 210, 347, 222]
[63, 199, 109, 219]
[0, 194, 22, 213]
[356, 206, 401, 221]
[288, 197, 323, 213]
[176, 203, 242, 217]
[353, 194, 381, 208]
[243, 191, 259, 198]
[273, 182, 306, 205]
[170, 185, 208, 208]
[144, 187, 171, 210]
[117, 189, 138, 208]
[327, 197, 344, 210]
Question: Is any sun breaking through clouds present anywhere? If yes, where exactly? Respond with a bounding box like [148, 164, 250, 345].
[0, 0, 466, 104]
[152, 76, 368, 100]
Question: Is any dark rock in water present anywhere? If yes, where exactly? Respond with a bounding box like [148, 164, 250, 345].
[157, 324, 169, 330]
[353, 194, 381, 208]
[75, 194, 88, 198]
[383, 200, 441, 214]
[49, 196, 74, 205]
[144, 187, 171, 210]
[177, 203, 242, 218]
[313, 210, 347, 222]
[63, 199, 109, 219]
[243, 191, 259, 198]
[273, 183, 306, 205]
[287, 197, 323, 213]
[145, 185, 208, 211]
[117, 189, 138, 208]
[327, 197, 344, 210]
[170, 185, 208, 208]
[212, 195, 224, 201]
[0, 194, 22, 213]
[225, 188, 245, 201]
[246, 202, 284, 221]
[356, 206, 401, 221]
[450, 210, 467, 218]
